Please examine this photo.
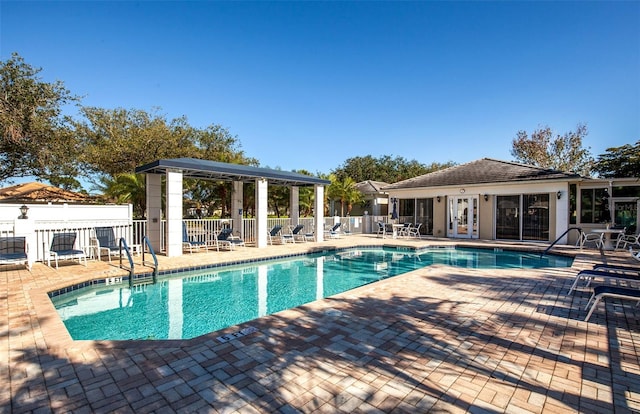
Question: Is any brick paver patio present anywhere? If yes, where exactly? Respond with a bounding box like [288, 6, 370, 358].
[1, 235, 639, 413]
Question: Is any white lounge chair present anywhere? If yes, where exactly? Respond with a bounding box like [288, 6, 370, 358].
[268, 225, 284, 245]
[182, 223, 207, 253]
[47, 233, 87, 269]
[213, 228, 245, 251]
[584, 285, 640, 321]
[567, 268, 640, 294]
[0, 237, 30, 271]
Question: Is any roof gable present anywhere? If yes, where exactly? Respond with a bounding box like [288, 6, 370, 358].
[383, 158, 581, 190]
[355, 180, 390, 194]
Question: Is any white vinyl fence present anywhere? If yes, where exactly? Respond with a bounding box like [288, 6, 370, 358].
[1, 202, 387, 262]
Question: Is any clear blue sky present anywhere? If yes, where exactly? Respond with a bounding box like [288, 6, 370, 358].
[2, 1, 639, 178]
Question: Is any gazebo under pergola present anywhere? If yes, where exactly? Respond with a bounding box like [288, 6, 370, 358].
[135, 158, 330, 256]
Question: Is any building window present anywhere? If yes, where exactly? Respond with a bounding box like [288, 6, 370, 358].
[569, 184, 577, 225]
[398, 198, 433, 235]
[580, 188, 609, 224]
[496, 194, 550, 241]
[523, 194, 549, 241]
[496, 195, 520, 240]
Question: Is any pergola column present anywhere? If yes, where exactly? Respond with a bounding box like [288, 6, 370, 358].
[314, 185, 324, 242]
[255, 178, 268, 248]
[165, 170, 183, 257]
[290, 186, 299, 225]
[231, 181, 244, 239]
[146, 173, 163, 254]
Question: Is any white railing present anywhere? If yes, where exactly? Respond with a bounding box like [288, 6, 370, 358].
[3, 211, 385, 262]
[132, 215, 380, 252]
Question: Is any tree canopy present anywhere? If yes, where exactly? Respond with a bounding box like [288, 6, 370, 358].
[510, 124, 594, 176]
[592, 141, 640, 178]
[0, 53, 81, 187]
[333, 155, 455, 184]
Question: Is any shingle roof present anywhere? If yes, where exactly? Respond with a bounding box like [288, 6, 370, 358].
[355, 180, 390, 194]
[382, 158, 581, 190]
[0, 182, 91, 203]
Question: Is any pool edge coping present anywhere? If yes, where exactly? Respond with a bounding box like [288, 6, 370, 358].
[33, 241, 582, 351]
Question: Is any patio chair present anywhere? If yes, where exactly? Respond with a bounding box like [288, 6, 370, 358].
[0, 237, 30, 271]
[47, 232, 87, 269]
[183, 223, 207, 253]
[376, 221, 387, 238]
[408, 223, 422, 239]
[616, 230, 640, 250]
[93, 226, 125, 263]
[268, 225, 283, 245]
[213, 228, 245, 251]
[631, 247, 640, 262]
[584, 285, 640, 322]
[397, 223, 411, 237]
[577, 231, 604, 249]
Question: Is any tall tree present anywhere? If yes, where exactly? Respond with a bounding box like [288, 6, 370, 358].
[0, 53, 80, 186]
[511, 124, 594, 176]
[334, 155, 454, 183]
[75, 107, 196, 177]
[185, 124, 259, 216]
[592, 141, 640, 178]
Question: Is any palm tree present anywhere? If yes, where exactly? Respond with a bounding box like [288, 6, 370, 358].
[327, 175, 363, 217]
[94, 173, 147, 218]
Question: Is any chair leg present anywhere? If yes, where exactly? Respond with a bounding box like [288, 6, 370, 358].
[568, 274, 583, 294]
[584, 296, 602, 322]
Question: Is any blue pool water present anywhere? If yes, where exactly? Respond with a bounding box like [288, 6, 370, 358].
[51, 247, 573, 340]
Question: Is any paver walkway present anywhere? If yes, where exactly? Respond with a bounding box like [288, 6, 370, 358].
[1, 236, 639, 413]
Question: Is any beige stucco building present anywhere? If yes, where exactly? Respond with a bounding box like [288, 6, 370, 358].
[382, 158, 638, 245]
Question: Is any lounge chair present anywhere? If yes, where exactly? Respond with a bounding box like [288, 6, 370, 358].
[292, 224, 310, 242]
[0, 237, 30, 271]
[326, 223, 342, 239]
[93, 226, 125, 263]
[567, 268, 640, 294]
[183, 223, 207, 253]
[268, 225, 283, 245]
[593, 262, 640, 273]
[584, 285, 640, 321]
[47, 232, 87, 269]
[282, 224, 305, 243]
[213, 228, 245, 251]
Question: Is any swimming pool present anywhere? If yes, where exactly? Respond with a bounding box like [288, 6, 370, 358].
[51, 247, 573, 341]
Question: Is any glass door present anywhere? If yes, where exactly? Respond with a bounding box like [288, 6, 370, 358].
[612, 198, 638, 234]
[448, 196, 478, 238]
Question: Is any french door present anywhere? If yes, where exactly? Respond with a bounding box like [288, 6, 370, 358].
[448, 196, 478, 238]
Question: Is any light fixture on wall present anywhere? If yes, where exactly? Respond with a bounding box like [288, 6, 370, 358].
[557, 191, 562, 200]
[18, 205, 29, 219]
[436, 196, 441, 203]
[483, 194, 489, 202]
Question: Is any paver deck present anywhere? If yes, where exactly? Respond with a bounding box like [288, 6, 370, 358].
[1, 235, 639, 413]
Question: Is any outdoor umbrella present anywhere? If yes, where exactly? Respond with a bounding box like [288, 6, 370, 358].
[391, 198, 398, 220]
